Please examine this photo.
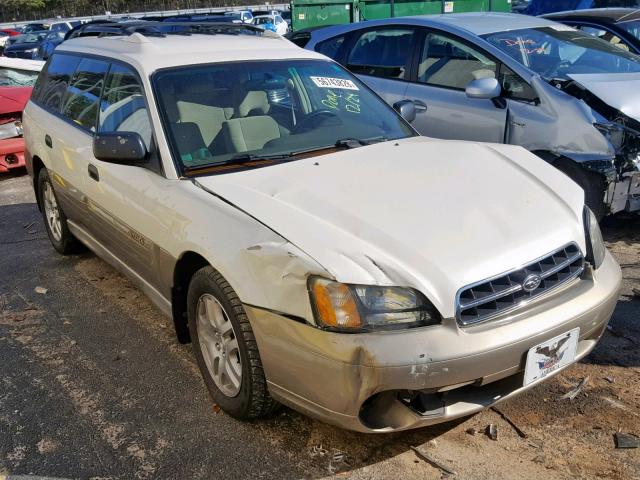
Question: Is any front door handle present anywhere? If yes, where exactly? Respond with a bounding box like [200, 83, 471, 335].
[88, 163, 99, 182]
[413, 100, 428, 112]
[45, 134, 52, 148]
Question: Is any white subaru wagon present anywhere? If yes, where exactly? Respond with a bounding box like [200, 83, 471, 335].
[23, 22, 621, 432]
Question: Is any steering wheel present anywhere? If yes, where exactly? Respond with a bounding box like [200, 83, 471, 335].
[292, 110, 339, 134]
[544, 60, 572, 79]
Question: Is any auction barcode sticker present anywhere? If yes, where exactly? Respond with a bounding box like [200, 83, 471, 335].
[310, 76, 359, 90]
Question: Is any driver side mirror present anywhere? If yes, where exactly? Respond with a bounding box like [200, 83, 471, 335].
[393, 100, 416, 123]
[93, 132, 148, 165]
[465, 77, 502, 100]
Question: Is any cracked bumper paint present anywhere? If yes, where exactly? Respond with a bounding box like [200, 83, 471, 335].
[246, 252, 621, 432]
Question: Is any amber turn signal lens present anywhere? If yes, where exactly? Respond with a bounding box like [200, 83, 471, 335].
[312, 278, 361, 328]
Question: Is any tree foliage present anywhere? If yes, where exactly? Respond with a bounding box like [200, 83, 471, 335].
[0, 0, 247, 22]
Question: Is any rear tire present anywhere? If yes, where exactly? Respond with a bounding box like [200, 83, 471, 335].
[187, 266, 278, 419]
[555, 160, 607, 221]
[37, 168, 84, 255]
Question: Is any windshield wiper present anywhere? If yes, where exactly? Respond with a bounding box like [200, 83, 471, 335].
[183, 153, 291, 174]
[335, 136, 389, 148]
[183, 136, 391, 175]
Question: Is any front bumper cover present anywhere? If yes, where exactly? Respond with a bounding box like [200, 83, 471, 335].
[0, 137, 25, 173]
[246, 252, 621, 432]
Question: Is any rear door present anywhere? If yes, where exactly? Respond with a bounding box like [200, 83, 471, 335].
[403, 29, 507, 143]
[30, 53, 91, 225]
[329, 26, 419, 110]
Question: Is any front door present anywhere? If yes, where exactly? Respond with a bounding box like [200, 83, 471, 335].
[403, 30, 507, 143]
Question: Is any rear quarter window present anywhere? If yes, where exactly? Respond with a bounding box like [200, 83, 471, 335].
[38, 53, 81, 112]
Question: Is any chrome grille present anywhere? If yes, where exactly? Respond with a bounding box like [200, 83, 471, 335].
[456, 243, 584, 326]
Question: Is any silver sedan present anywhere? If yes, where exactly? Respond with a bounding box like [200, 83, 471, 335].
[302, 13, 640, 220]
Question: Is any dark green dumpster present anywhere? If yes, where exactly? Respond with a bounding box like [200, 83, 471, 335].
[291, 0, 512, 31]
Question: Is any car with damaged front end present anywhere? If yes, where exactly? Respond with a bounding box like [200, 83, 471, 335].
[0, 57, 43, 173]
[303, 14, 640, 220]
[23, 23, 622, 433]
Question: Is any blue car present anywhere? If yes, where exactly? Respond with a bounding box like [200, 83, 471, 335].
[37, 30, 65, 60]
[3, 31, 48, 59]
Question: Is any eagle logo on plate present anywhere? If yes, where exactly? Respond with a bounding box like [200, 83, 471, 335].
[522, 274, 542, 292]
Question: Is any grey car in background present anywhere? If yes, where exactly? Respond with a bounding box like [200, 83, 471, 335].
[303, 13, 640, 219]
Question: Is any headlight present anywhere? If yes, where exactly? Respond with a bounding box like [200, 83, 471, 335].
[583, 206, 606, 269]
[308, 277, 439, 331]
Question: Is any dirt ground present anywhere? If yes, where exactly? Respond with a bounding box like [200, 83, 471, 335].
[1, 170, 639, 480]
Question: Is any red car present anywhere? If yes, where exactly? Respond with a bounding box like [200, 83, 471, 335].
[0, 58, 42, 173]
[1, 29, 21, 37]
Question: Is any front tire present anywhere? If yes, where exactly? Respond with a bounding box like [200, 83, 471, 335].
[187, 266, 278, 419]
[37, 168, 84, 255]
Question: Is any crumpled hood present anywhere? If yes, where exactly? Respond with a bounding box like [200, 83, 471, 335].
[196, 137, 586, 318]
[0, 86, 32, 116]
[568, 73, 640, 122]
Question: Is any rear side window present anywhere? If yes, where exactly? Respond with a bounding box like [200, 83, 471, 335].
[346, 28, 415, 80]
[98, 63, 152, 149]
[61, 58, 109, 130]
[315, 35, 345, 59]
[38, 54, 81, 112]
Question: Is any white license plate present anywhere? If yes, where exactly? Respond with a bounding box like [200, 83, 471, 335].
[524, 328, 580, 386]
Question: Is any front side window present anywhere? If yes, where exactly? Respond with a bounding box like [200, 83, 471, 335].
[98, 63, 152, 150]
[499, 64, 537, 102]
[154, 59, 415, 172]
[347, 28, 415, 80]
[418, 33, 497, 89]
[39, 53, 81, 112]
[483, 27, 640, 80]
[61, 58, 109, 130]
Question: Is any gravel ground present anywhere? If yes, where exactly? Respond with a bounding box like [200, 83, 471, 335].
[1, 170, 639, 480]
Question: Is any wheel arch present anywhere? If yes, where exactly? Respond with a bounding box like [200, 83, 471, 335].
[171, 250, 211, 344]
[32, 155, 46, 211]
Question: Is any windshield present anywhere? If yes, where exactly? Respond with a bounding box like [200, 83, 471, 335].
[14, 32, 46, 44]
[482, 26, 640, 80]
[154, 59, 414, 172]
[0, 67, 39, 87]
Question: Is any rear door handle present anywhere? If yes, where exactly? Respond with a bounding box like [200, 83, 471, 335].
[88, 163, 99, 182]
[413, 100, 428, 112]
[45, 134, 52, 148]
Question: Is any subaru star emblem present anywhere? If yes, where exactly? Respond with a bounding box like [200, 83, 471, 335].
[522, 274, 542, 292]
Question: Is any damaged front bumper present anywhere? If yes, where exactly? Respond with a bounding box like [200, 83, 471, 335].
[246, 252, 621, 432]
[0, 137, 25, 173]
[576, 155, 640, 215]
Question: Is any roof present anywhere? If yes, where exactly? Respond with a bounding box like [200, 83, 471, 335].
[543, 8, 640, 24]
[311, 13, 561, 38]
[57, 30, 325, 73]
[405, 12, 559, 35]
